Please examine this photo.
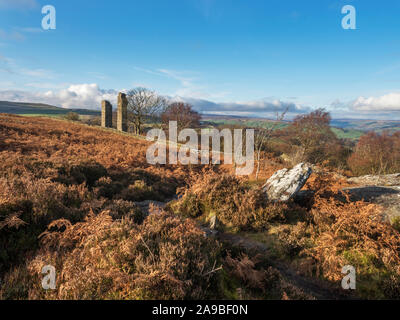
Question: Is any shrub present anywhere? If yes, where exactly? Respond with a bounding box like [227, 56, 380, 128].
[276, 222, 311, 258]
[382, 275, 400, 299]
[0, 174, 89, 272]
[104, 199, 145, 224]
[286, 109, 345, 166]
[161, 102, 201, 130]
[307, 195, 400, 298]
[17, 210, 224, 300]
[170, 193, 204, 218]
[58, 161, 108, 188]
[348, 131, 400, 176]
[84, 116, 101, 126]
[65, 112, 80, 121]
[94, 177, 124, 199]
[392, 216, 400, 233]
[171, 172, 292, 231]
[0, 115, 190, 280]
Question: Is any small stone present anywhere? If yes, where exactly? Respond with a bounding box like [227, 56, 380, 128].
[209, 214, 218, 230]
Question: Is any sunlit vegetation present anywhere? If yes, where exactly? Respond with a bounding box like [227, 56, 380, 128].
[1, 113, 400, 300]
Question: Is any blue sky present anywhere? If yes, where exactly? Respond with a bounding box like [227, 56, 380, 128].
[1, 0, 400, 119]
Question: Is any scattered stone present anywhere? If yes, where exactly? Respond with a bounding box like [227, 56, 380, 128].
[262, 162, 313, 202]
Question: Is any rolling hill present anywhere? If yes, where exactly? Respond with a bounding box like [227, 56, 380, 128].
[202, 114, 400, 140]
[0, 101, 100, 116]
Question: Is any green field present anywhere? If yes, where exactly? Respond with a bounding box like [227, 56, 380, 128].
[330, 127, 364, 140]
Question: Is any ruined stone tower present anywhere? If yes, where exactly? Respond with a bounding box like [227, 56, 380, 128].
[117, 92, 128, 132]
[101, 100, 112, 128]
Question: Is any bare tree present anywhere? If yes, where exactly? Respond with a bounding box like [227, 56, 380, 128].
[126, 87, 167, 135]
[161, 102, 201, 130]
[254, 108, 288, 180]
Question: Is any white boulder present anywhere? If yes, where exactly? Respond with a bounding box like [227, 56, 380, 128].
[262, 163, 313, 202]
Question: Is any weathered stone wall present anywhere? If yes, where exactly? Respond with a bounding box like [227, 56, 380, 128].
[117, 92, 128, 132]
[101, 100, 113, 128]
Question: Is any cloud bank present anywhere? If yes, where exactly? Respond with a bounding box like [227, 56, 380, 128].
[171, 96, 310, 116]
[0, 84, 118, 109]
[1, 84, 400, 119]
[352, 92, 400, 112]
[0, 84, 310, 117]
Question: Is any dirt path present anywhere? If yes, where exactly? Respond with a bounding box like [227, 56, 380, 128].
[216, 232, 356, 300]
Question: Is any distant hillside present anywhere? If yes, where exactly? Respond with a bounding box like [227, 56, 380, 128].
[331, 119, 400, 133]
[0, 101, 100, 116]
[202, 114, 400, 140]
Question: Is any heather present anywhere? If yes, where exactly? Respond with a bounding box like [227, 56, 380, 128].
[1, 114, 400, 300]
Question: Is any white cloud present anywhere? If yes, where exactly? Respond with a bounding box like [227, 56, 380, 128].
[0, 83, 310, 116]
[0, 84, 120, 110]
[352, 92, 400, 112]
[169, 96, 311, 117]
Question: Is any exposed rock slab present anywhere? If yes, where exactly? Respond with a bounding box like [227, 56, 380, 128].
[343, 186, 400, 221]
[262, 163, 313, 202]
[348, 173, 400, 187]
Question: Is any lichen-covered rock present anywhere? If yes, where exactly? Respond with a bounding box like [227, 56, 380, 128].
[262, 163, 313, 202]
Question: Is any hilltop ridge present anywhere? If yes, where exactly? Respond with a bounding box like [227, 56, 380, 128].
[0, 101, 100, 116]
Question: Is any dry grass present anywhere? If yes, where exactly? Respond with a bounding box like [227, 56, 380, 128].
[25, 210, 223, 300]
[0, 114, 190, 274]
[2, 114, 400, 299]
[169, 170, 297, 232]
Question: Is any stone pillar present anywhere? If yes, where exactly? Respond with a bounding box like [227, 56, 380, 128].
[117, 92, 128, 132]
[101, 100, 112, 128]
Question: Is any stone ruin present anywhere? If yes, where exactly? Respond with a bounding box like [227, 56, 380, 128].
[101, 92, 128, 132]
[117, 92, 128, 132]
[101, 100, 112, 128]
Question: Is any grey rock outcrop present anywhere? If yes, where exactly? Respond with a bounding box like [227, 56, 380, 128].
[348, 173, 400, 187]
[262, 163, 313, 202]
